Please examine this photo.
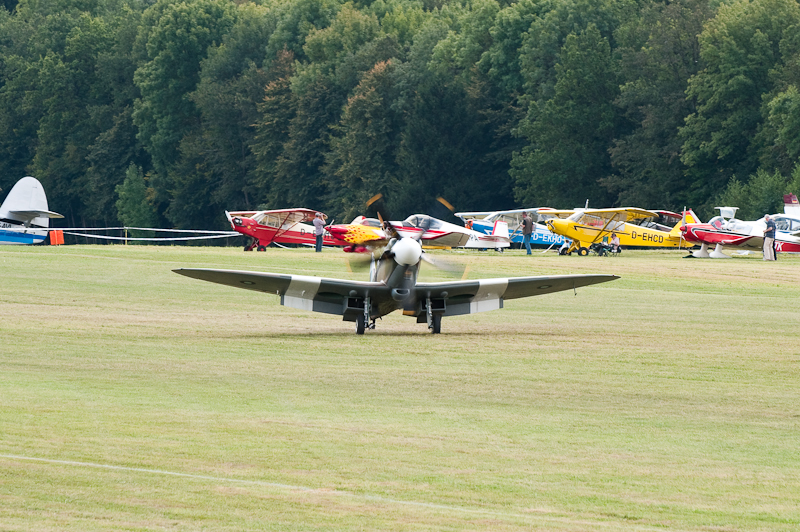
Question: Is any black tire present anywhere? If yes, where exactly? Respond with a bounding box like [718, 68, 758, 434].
[578, 247, 589, 256]
[559, 247, 569, 256]
[356, 314, 366, 335]
[431, 314, 441, 334]
[256, 245, 266, 252]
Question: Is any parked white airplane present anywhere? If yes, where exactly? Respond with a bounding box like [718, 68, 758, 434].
[0, 176, 63, 245]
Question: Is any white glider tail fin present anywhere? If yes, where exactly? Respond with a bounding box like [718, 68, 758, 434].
[0, 176, 63, 228]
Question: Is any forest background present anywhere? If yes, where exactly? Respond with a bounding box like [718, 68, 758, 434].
[2, 0, 800, 231]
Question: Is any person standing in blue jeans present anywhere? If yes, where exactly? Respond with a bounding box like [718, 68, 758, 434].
[313, 212, 326, 252]
[519, 212, 533, 255]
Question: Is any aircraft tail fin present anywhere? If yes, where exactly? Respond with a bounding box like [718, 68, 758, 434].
[0, 176, 62, 228]
[784, 194, 800, 215]
[492, 220, 509, 239]
[669, 209, 701, 236]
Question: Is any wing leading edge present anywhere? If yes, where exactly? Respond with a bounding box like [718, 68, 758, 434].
[174, 268, 388, 316]
[174, 268, 618, 320]
[415, 274, 619, 316]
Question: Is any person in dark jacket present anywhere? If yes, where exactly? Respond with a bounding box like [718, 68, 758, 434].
[763, 214, 776, 261]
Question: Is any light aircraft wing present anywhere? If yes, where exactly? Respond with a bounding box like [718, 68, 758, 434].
[586, 208, 659, 221]
[649, 210, 682, 218]
[227, 208, 322, 224]
[174, 268, 389, 315]
[454, 211, 496, 220]
[414, 274, 619, 316]
[542, 208, 658, 222]
[526, 209, 575, 219]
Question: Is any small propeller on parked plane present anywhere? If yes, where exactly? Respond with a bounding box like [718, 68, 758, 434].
[350, 192, 465, 278]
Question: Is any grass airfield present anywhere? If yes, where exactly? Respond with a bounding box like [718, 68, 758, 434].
[1, 244, 799, 531]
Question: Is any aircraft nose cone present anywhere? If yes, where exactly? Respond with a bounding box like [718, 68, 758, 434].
[327, 225, 347, 236]
[392, 237, 422, 266]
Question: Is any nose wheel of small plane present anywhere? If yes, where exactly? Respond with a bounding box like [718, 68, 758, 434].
[430, 314, 441, 334]
[356, 314, 365, 335]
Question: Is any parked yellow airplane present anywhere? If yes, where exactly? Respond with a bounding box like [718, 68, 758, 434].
[545, 208, 700, 255]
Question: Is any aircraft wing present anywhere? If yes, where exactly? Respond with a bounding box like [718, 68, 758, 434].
[522, 209, 575, 219]
[9, 209, 64, 221]
[415, 274, 619, 316]
[686, 228, 762, 249]
[228, 208, 322, 224]
[174, 268, 389, 316]
[454, 211, 496, 220]
[587, 208, 659, 221]
[456, 208, 562, 217]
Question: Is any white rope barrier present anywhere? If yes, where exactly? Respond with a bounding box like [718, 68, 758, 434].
[3, 225, 240, 243]
[63, 231, 238, 242]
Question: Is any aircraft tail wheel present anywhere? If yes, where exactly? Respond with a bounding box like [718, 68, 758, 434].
[431, 314, 441, 334]
[578, 247, 589, 256]
[356, 314, 366, 335]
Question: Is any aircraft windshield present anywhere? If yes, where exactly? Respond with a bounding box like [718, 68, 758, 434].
[774, 216, 800, 231]
[404, 215, 444, 230]
[254, 213, 281, 228]
[630, 215, 672, 232]
[360, 218, 382, 227]
[572, 212, 625, 232]
[708, 216, 726, 230]
[485, 211, 550, 225]
[724, 219, 753, 233]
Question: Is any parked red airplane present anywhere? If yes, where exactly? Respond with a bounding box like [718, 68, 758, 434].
[680, 206, 800, 258]
[226, 209, 349, 250]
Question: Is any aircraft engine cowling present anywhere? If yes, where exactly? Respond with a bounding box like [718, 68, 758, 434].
[392, 237, 422, 266]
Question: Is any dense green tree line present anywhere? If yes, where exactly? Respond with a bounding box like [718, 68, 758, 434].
[2, 0, 800, 231]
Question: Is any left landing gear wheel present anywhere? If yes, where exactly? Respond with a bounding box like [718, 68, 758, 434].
[430, 314, 441, 334]
[257, 245, 267, 252]
[355, 314, 366, 335]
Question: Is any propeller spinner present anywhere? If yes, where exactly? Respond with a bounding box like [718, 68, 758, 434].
[390, 236, 422, 266]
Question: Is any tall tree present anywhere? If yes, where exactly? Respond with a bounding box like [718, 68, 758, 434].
[115, 163, 157, 228]
[512, 24, 618, 207]
[605, 0, 712, 210]
[132, 0, 236, 185]
[680, 0, 800, 206]
[179, 2, 276, 218]
[325, 60, 401, 221]
[250, 49, 297, 209]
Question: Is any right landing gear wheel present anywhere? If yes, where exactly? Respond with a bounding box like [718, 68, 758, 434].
[355, 314, 365, 335]
[431, 314, 441, 334]
[578, 247, 589, 256]
[256, 245, 266, 252]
